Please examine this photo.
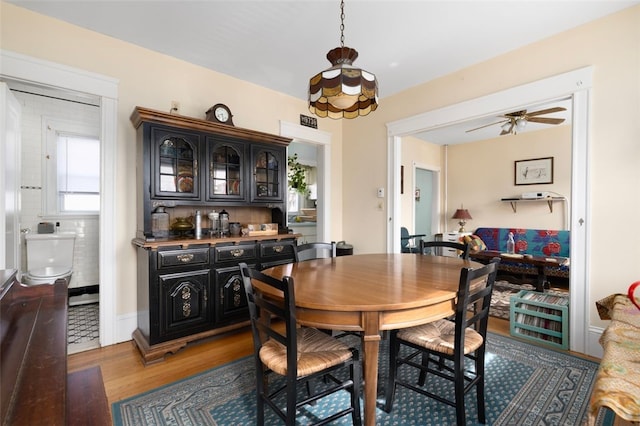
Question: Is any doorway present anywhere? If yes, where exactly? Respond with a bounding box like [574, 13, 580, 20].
[279, 121, 332, 243]
[1, 50, 119, 348]
[414, 167, 436, 239]
[6, 82, 102, 353]
[386, 67, 592, 354]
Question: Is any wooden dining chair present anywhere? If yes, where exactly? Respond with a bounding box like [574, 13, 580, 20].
[384, 258, 500, 425]
[238, 262, 362, 426]
[419, 239, 470, 260]
[294, 241, 336, 262]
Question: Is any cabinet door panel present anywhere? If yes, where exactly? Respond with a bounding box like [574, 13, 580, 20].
[151, 126, 201, 200]
[214, 266, 249, 324]
[206, 138, 246, 202]
[157, 269, 211, 342]
[250, 144, 285, 202]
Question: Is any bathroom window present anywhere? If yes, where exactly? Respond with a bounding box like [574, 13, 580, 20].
[56, 134, 100, 212]
[44, 118, 100, 215]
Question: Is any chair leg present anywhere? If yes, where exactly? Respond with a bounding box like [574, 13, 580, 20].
[384, 331, 399, 413]
[256, 396, 265, 426]
[476, 352, 487, 424]
[454, 357, 466, 426]
[351, 360, 363, 425]
[286, 377, 297, 426]
[255, 363, 266, 426]
[418, 352, 429, 386]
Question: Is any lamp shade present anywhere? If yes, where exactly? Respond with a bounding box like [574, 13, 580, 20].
[452, 208, 472, 232]
[452, 209, 472, 220]
[309, 47, 378, 119]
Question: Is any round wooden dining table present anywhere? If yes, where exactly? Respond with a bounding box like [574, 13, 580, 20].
[261, 253, 481, 426]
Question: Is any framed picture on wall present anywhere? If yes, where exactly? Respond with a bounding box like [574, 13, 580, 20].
[514, 157, 554, 185]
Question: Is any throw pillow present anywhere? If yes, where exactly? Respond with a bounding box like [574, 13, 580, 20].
[463, 234, 487, 252]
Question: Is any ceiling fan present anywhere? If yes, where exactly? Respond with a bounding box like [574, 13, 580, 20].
[466, 106, 567, 136]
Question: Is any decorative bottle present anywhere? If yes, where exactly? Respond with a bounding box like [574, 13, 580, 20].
[151, 206, 169, 239]
[219, 209, 230, 237]
[507, 232, 515, 254]
[208, 210, 219, 236]
[194, 210, 202, 239]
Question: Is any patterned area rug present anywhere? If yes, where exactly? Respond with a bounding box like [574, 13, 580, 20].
[112, 333, 598, 425]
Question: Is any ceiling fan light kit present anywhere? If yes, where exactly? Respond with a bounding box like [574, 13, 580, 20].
[308, 0, 378, 119]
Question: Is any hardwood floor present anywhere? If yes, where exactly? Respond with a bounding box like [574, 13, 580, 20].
[68, 327, 254, 406]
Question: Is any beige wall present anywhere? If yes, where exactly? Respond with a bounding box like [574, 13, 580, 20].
[400, 125, 571, 236]
[2, 3, 639, 331]
[447, 125, 571, 231]
[341, 5, 640, 328]
[0, 2, 345, 317]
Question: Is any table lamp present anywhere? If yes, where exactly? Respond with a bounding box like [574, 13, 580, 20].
[452, 208, 472, 232]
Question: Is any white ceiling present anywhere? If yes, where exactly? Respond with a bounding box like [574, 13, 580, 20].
[8, 0, 638, 143]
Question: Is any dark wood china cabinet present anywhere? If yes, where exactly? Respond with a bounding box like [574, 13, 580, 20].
[131, 107, 297, 364]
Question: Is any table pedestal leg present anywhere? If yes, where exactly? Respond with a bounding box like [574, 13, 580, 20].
[362, 314, 381, 426]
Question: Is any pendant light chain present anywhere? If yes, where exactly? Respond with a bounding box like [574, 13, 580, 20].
[339, 0, 345, 48]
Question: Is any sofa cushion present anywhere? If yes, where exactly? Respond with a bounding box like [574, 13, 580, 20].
[462, 234, 487, 252]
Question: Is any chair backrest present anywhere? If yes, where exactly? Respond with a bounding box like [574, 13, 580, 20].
[453, 258, 500, 351]
[401, 227, 426, 252]
[420, 240, 470, 259]
[295, 241, 336, 262]
[238, 262, 299, 372]
[400, 227, 410, 250]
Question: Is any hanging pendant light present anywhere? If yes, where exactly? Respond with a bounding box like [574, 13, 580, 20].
[308, 0, 378, 119]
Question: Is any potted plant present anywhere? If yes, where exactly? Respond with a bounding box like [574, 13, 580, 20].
[287, 154, 309, 196]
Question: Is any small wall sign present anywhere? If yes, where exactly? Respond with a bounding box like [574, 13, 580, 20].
[300, 114, 317, 129]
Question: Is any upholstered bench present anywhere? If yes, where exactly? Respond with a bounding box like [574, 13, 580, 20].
[469, 227, 570, 287]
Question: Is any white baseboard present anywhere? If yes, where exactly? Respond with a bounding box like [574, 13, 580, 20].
[101, 311, 137, 346]
[586, 326, 604, 359]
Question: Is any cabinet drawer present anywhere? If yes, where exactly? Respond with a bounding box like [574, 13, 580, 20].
[214, 244, 257, 263]
[259, 241, 296, 259]
[158, 248, 210, 269]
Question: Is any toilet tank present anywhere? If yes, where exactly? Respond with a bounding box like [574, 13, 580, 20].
[25, 232, 76, 271]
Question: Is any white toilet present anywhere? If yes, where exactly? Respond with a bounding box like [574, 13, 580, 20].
[23, 232, 76, 285]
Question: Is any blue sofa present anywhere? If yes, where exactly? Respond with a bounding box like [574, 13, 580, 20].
[472, 227, 570, 286]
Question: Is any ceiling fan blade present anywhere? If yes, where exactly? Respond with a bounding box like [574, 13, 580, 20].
[527, 117, 566, 125]
[465, 119, 509, 133]
[526, 106, 567, 117]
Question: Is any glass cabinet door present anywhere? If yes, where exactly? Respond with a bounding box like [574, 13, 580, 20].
[152, 128, 200, 199]
[251, 145, 284, 202]
[206, 139, 245, 201]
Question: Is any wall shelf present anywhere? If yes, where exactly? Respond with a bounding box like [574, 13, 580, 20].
[501, 197, 566, 213]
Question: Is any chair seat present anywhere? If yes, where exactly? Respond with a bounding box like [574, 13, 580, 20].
[397, 319, 484, 356]
[260, 327, 353, 377]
